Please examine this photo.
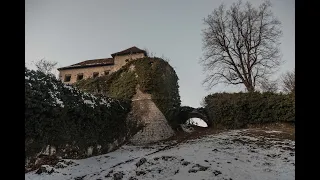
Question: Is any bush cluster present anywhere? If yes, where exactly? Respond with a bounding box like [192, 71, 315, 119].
[203, 92, 295, 129]
[25, 67, 137, 159]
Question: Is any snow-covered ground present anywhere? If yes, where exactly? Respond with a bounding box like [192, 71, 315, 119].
[25, 129, 295, 180]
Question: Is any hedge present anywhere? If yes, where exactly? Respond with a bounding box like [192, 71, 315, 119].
[203, 92, 295, 129]
[25, 67, 139, 161]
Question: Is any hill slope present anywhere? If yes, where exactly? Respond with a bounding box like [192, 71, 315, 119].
[25, 127, 295, 180]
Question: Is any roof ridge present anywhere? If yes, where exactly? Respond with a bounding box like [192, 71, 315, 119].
[58, 46, 147, 70]
[58, 58, 114, 70]
[111, 46, 146, 58]
[71, 57, 113, 66]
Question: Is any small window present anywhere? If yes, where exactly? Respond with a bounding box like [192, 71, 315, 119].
[64, 75, 71, 82]
[104, 70, 110, 76]
[125, 59, 129, 62]
[77, 74, 84, 81]
[93, 72, 99, 78]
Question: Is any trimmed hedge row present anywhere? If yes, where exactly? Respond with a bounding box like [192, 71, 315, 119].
[75, 57, 181, 129]
[203, 92, 295, 129]
[25, 67, 139, 160]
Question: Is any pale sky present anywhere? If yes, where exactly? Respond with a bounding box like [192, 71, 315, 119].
[25, 0, 294, 108]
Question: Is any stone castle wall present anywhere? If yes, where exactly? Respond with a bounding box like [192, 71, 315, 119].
[129, 88, 175, 145]
[58, 65, 114, 84]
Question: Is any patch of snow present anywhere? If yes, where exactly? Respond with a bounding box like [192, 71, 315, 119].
[99, 98, 111, 107]
[50, 146, 56, 155]
[63, 84, 74, 91]
[51, 82, 58, 90]
[87, 147, 94, 156]
[97, 145, 101, 152]
[265, 130, 282, 133]
[42, 145, 51, 156]
[25, 129, 295, 180]
[83, 99, 95, 107]
[55, 98, 64, 108]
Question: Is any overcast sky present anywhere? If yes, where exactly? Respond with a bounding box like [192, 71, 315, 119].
[25, 0, 294, 107]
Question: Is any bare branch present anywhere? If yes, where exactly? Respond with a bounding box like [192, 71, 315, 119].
[280, 68, 295, 93]
[35, 58, 58, 75]
[259, 78, 278, 93]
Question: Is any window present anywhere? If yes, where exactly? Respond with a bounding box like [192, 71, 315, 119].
[64, 75, 71, 82]
[93, 72, 99, 78]
[125, 59, 129, 62]
[104, 70, 110, 76]
[77, 74, 84, 81]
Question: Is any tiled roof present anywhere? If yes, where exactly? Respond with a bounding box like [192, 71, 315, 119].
[111, 46, 147, 58]
[58, 58, 114, 70]
[58, 46, 146, 71]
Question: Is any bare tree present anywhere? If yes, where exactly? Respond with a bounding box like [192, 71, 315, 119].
[143, 48, 150, 57]
[200, 0, 282, 92]
[160, 54, 171, 62]
[143, 48, 156, 58]
[281, 68, 295, 93]
[259, 78, 278, 93]
[35, 58, 58, 75]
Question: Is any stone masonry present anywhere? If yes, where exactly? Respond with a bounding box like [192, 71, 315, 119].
[129, 88, 175, 145]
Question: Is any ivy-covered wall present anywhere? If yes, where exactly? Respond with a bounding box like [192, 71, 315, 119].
[75, 57, 181, 129]
[25, 67, 140, 165]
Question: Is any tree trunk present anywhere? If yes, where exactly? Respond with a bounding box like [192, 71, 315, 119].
[246, 85, 255, 92]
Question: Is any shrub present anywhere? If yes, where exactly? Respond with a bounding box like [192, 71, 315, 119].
[25, 67, 139, 160]
[203, 92, 295, 129]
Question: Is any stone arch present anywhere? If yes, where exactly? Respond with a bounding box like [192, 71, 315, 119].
[177, 106, 212, 127]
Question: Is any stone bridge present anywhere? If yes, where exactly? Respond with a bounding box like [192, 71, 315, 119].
[177, 106, 212, 127]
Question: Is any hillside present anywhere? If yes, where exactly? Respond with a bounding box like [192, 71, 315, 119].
[25, 60, 295, 179]
[25, 124, 295, 180]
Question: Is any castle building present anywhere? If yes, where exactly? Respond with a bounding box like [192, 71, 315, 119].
[57, 46, 147, 84]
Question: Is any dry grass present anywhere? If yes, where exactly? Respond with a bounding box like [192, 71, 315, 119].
[164, 122, 295, 144]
